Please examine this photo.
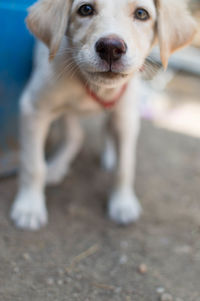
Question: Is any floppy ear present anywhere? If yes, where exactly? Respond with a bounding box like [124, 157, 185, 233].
[26, 0, 71, 60]
[156, 0, 197, 69]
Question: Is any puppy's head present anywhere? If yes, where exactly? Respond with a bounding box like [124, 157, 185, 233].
[27, 0, 196, 87]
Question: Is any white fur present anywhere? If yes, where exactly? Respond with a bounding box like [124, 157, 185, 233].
[46, 114, 84, 185]
[102, 136, 117, 171]
[108, 187, 142, 224]
[11, 188, 47, 230]
[11, 0, 195, 230]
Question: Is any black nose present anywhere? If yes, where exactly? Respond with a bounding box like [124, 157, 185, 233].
[95, 35, 127, 65]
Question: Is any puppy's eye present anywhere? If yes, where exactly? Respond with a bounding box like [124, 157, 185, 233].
[78, 4, 95, 17]
[134, 8, 150, 21]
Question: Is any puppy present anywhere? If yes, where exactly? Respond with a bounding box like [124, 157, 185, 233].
[11, 0, 196, 230]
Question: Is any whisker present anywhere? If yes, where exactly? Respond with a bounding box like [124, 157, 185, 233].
[54, 56, 87, 82]
[54, 60, 76, 82]
[141, 56, 162, 80]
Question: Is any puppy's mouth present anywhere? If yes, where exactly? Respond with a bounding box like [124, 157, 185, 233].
[89, 71, 129, 79]
[88, 71, 128, 82]
[81, 70, 131, 88]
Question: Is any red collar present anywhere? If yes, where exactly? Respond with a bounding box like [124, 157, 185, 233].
[85, 83, 128, 109]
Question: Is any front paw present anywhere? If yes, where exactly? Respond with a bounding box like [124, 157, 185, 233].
[108, 188, 142, 225]
[10, 189, 48, 231]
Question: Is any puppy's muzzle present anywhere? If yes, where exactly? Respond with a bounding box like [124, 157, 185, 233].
[95, 35, 127, 66]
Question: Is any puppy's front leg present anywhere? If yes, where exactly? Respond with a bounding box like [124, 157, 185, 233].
[11, 106, 51, 230]
[46, 114, 84, 185]
[108, 91, 142, 225]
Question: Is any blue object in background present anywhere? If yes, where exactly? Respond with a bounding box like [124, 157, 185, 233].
[0, 0, 35, 175]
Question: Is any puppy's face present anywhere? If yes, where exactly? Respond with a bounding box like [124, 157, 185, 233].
[27, 0, 196, 88]
[68, 0, 156, 87]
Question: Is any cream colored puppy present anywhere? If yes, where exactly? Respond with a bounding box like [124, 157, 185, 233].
[11, 0, 196, 230]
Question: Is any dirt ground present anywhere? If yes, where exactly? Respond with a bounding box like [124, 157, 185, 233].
[0, 74, 200, 301]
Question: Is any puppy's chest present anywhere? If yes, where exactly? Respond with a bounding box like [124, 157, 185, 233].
[70, 93, 101, 113]
[52, 84, 103, 115]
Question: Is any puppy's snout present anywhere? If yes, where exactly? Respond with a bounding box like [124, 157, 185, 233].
[95, 35, 127, 65]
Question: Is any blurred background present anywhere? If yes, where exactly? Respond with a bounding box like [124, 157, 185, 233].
[0, 1, 200, 301]
[0, 0, 35, 176]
